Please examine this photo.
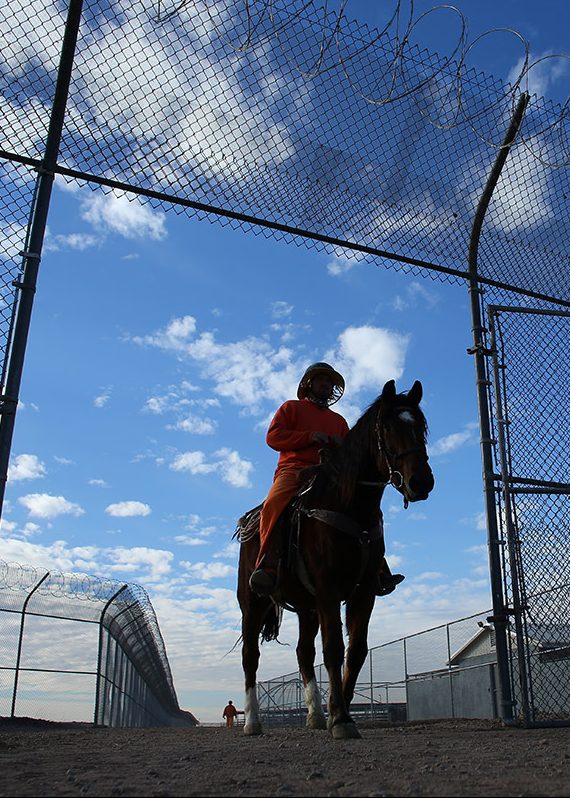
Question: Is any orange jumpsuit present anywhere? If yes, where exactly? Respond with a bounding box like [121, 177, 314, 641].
[223, 702, 238, 727]
[256, 398, 349, 567]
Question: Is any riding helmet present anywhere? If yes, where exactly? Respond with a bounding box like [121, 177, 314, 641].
[297, 362, 345, 405]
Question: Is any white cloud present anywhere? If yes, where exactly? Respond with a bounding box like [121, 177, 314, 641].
[45, 231, 100, 252]
[88, 479, 108, 488]
[54, 456, 74, 465]
[326, 253, 358, 276]
[173, 414, 216, 435]
[107, 546, 173, 581]
[0, 537, 173, 584]
[81, 191, 167, 241]
[326, 326, 409, 393]
[177, 63, 297, 180]
[508, 51, 570, 101]
[170, 451, 216, 476]
[134, 317, 411, 415]
[18, 493, 84, 519]
[174, 535, 209, 546]
[94, 389, 111, 408]
[270, 301, 293, 318]
[181, 560, 235, 580]
[105, 501, 151, 517]
[0, 519, 41, 540]
[214, 541, 240, 559]
[215, 447, 254, 489]
[135, 315, 197, 353]
[9, 454, 46, 482]
[416, 571, 445, 581]
[430, 423, 478, 456]
[392, 281, 440, 311]
[486, 143, 553, 232]
[170, 448, 253, 488]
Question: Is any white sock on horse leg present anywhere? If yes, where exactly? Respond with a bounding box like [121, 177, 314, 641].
[305, 677, 326, 721]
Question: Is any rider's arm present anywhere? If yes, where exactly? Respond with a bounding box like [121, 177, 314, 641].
[266, 402, 315, 452]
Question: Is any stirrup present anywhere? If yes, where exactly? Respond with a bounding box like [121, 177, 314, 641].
[376, 573, 405, 596]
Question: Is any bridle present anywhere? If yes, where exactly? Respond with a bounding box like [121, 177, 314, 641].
[358, 409, 426, 507]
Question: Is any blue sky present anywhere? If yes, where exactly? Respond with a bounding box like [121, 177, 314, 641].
[1, 0, 568, 723]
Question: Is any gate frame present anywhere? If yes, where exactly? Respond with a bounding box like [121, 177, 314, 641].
[487, 304, 570, 727]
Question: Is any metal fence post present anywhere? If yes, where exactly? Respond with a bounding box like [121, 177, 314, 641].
[447, 622, 455, 718]
[0, 0, 84, 520]
[94, 584, 128, 726]
[467, 91, 530, 723]
[11, 570, 50, 717]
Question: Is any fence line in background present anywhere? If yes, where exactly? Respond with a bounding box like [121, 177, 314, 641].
[258, 610, 503, 726]
[0, 559, 196, 727]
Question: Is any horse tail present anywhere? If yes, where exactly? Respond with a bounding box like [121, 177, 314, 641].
[260, 602, 283, 643]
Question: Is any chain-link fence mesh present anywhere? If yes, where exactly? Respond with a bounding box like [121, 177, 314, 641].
[0, 560, 195, 726]
[1, 1, 569, 337]
[486, 306, 570, 725]
[0, 162, 34, 387]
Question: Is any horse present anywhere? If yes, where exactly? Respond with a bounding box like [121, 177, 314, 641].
[236, 379, 434, 739]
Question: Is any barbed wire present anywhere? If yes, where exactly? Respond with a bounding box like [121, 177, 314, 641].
[0, 558, 149, 604]
[151, 0, 569, 167]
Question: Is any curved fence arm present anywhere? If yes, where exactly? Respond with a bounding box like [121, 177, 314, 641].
[11, 569, 50, 717]
[467, 91, 530, 723]
[94, 583, 128, 726]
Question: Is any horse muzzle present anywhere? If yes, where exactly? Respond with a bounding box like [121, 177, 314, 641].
[403, 468, 435, 502]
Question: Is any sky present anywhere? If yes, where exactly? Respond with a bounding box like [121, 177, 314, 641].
[1, 0, 568, 724]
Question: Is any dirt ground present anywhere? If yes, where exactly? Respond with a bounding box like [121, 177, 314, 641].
[1, 716, 570, 797]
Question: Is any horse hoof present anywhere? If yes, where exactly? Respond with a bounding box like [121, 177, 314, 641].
[331, 722, 361, 740]
[243, 723, 263, 736]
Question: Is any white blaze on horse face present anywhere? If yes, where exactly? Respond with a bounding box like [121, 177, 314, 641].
[244, 686, 260, 727]
[398, 410, 415, 425]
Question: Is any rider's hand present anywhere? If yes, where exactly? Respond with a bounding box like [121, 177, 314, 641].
[311, 431, 330, 445]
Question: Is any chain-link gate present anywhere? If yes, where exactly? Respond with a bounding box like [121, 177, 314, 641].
[487, 306, 570, 726]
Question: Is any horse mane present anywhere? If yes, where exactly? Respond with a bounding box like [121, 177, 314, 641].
[300, 389, 428, 506]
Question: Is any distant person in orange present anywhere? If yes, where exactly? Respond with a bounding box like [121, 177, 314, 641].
[222, 700, 238, 728]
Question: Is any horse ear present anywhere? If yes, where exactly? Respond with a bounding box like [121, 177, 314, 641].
[408, 380, 423, 405]
[382, 379, 396, 402]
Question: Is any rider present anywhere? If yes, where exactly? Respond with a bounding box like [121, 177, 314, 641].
[249, 362, 405, 597]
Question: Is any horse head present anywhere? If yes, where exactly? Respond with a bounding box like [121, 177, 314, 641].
[376, 379, 434, 506]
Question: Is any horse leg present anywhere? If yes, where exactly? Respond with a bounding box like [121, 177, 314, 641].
[241, 598, 268, 736]
[318, 597, 361, 740]
[296, 609, 326, 730]
[342, 593, 375, 712]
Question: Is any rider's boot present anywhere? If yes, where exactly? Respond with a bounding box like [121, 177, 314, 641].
[249, 550, 280, 596]
[376, 558, 405, 596]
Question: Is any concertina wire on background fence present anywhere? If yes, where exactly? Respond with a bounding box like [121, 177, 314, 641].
[0, 559, 196, 726]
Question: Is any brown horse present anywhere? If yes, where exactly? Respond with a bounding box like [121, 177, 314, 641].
[236, 379, 434, 739]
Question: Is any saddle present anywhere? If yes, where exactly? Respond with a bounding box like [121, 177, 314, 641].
[234, 491, 316, 596]
[235, 441, 385, 598]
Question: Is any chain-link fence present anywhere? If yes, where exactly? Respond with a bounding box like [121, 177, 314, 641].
[0, 560, 196, 727]
[486, 306, 570, 726]
[1, 0, 568, 316]
[1, 0, 568, 728]
[257, 610, 496, 725]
